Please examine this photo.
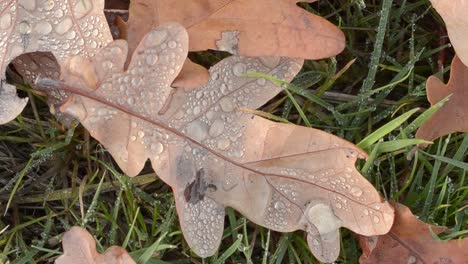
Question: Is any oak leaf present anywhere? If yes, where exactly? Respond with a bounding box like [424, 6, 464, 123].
[56, 226, 135, 264]
[126, 0, 346, 88]
[39, 24, 394, 263]
[416, 56, 468, 141]
[0, 0, 112, 124]
[359, 202, 468, 264]
[430, 0, 468, 66]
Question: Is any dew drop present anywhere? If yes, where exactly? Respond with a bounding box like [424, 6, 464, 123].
[350, 186, 363, 197]
[43, 0, 55, 10]
[217, 139, 231, 150]
[145, 54, 159, 65]
[256, 78, 266, 86]
[186, 121, 208, 142]
[219, 97, 235, 112]
[335, 203, 342, 209]
[137, 131, 145, 138]
[145, 30, 168, 47]
[151, 142, 164, 154]
[34, 21, 53, 35]
[18, 21, 31, 34]
[168, 40, 177, 49]
[18, 0, 36, 11]
[232, 62, 246, 76]
[56, 18, 73, 35]
[73, 0, 93, 19]
[363, 209, 369, 215]
[209, 119, 225, 137]
[0, 14, 12, 30]
[130, 136, 137, 141]
[372, 216, 380, 223]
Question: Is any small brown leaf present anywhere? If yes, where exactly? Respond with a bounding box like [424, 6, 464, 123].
[40, 24, 393, 263]
[127, 0, 345, 59]
[359, 202, 468, 264]
[125, 0, 345, 88]
[430, 0, 468, 66]
[416, 56, 468, 141]
[56, 226, 135, 264]
[0, 0, 112, 124]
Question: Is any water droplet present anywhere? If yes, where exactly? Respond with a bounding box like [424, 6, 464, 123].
[43, 0, 55, 10]
[407, 255, 417, 264]
[137, 131, 145, 138]
[312, 239, 319, 246]
[211, 72, 219, 80]
[73, 0, 93, 19]
[54, 9, 64, 18]
[219, 97, 235, 112]
[146, 54, 159, 65]
[350, 186, 363, 197]
[168, 40, 177, 49]
[19, 0, 36, 11]
[131, 77, 142, 86]
[151, 142, 164, 154]
[335, 203, 342, 209]
[364, 209, 369, 215]
[209, 119, 225, 137]
[130, 136, 137, 141]
[56, 17, 73, 35]
[127, 97, 135, 105]
[373, 216, 380, 223]
[19, 21, 31, 34]
[232, 62, 246, 76]
[0, 14, 12, 30]
[145, 29, 168, 47]
[186, 121, 208, 142]
[260, 57, 281, 68]
[34, 21, 52, 35]
[217, 139, 231, 150]
[274, 201, 285, 210]
[256, 78, 266, 86]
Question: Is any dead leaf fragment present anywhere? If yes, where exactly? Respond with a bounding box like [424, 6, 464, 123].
[46, 24, 393, 263]
[416, 56, 468, 141]
[430, 0, 468, 66]
[359, 202, 468, 264]
[127, 0, 345, 59]
[0, 0, 112, 124]
[125, 0, 345, 88]
[56, 226, 135, 264]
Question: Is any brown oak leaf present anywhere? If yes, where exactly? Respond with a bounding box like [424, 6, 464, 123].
[0, 0, 112, 124]
[359, 202, 468, 264]
[430, 0, 468, 66]
[126, 0, 346, 88]
[38, 24, 394, 263]
[416, 56, 468, 141]
[56, 226, 135, 264]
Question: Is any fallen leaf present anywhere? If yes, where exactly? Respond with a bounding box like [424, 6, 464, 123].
[0, 0, 112, 124]
[125, 0, 345, 88]
[359, 202, 468, 264]
[56, 226, 135, 264]
[127, 0, 345, 59]
[430, 0, 468, 66]
[38, 24, 394, 263]
[416, 56, 468, 141]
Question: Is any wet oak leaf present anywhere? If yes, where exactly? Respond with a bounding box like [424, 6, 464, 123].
[47, 24, 394, 263]
[359, 202, 468, 264]
[125, 0, 345, 88]
[0, 0, 112, 124]
[430, 0, 468, 66]
[56, 226, 135, 264]
[416, 56, 468, 141]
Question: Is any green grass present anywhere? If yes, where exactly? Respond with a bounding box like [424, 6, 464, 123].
[1, 1, 467, 263]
